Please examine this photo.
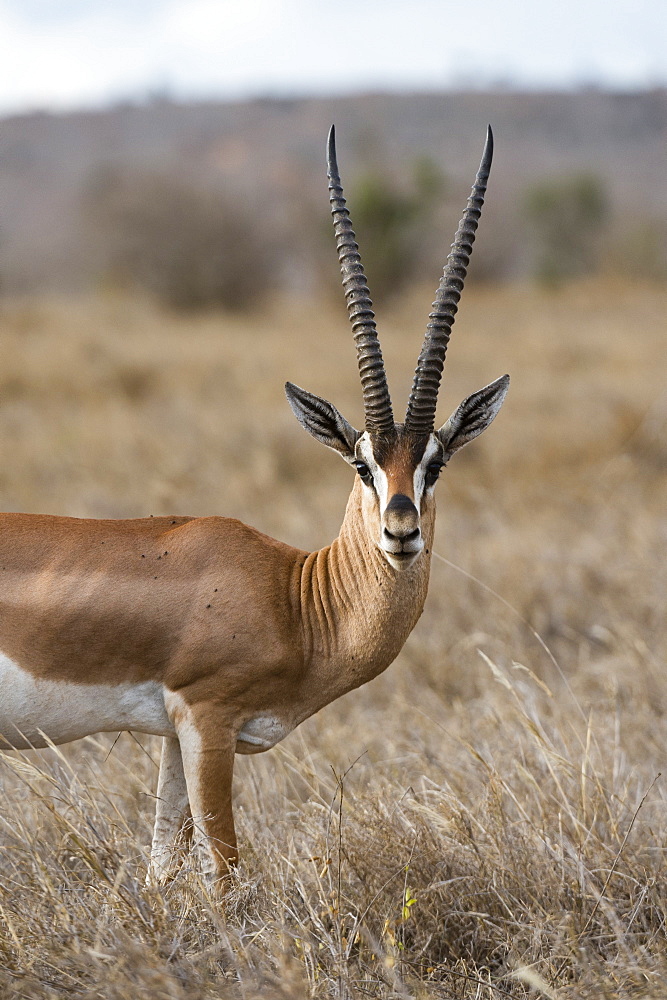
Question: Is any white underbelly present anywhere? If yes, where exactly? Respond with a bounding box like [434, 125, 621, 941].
[0, 652, 174, 749]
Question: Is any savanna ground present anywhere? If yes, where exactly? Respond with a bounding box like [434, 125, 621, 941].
[0, 280, 664, 998]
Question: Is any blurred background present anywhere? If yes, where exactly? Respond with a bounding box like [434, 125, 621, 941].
[1, 0, 667, 303]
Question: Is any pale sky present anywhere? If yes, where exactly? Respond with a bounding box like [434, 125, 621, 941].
[0, 0, 665, 115]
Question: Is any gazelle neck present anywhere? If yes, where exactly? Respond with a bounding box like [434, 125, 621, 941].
[299, 476, 434, 705]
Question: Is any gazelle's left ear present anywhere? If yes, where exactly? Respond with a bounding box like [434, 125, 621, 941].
[285, 382, 360, 463]
[437, 375, 510, 457]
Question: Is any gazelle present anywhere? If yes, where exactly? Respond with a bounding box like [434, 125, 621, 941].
[0, 126, 508, 882]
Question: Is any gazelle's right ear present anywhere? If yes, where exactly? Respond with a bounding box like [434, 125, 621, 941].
[285, 382, 360, 463]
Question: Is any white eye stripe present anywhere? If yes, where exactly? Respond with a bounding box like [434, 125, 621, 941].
[413, 436, 443, 501]
[356, 433, 389, 511]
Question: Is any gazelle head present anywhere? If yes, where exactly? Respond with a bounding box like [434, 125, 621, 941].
[286, 126, 509, 572]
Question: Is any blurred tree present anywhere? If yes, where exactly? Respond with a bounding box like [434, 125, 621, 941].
[81, 168, 274, 312]
[347, 155, 447, 302]
[525, 174, 609, 285]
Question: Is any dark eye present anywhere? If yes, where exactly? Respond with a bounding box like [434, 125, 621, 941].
[354, 462, 374, 486]
[424, 462, 444, 487]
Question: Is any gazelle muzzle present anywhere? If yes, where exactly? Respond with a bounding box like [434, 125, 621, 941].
[381, 493, 423, 565]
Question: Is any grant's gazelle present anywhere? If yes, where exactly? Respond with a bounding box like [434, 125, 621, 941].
[0, 127, 508, 881]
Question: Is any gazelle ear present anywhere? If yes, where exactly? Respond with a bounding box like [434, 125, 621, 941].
[285, 382, 360, 463]
[437, 375, 509, 457]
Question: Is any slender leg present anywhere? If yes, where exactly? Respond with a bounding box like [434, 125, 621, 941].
[148, 736, 191, 884]
[175, 706, 238, 882]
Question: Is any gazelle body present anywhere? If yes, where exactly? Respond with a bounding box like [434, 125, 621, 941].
[0, 128, 508, 881]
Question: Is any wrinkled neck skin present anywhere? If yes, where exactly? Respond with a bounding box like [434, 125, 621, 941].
[298, 476, 435, 711]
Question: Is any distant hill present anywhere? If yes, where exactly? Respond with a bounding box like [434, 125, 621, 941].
[1, 89, 666, 297]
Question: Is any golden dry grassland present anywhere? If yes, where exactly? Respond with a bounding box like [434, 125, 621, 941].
[0, 280, 665, 999]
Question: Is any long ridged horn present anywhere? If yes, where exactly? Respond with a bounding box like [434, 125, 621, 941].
[404, 125, 493, 435]
[327, 125, 394, 436]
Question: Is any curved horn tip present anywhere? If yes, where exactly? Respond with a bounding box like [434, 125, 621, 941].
[482, 124, 494, 168]
[327, 124, 337, 172]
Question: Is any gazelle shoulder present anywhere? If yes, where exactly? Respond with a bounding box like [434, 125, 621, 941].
[174, 515, 309, 563]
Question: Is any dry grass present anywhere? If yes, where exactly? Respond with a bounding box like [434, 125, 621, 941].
[0, 279, 665, 998]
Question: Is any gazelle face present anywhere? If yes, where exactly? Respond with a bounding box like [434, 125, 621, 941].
[285, 375, 510, 572]
[354, 430, 443, 570]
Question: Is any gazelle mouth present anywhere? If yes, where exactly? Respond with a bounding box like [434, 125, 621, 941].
[381, 546, 422, 569]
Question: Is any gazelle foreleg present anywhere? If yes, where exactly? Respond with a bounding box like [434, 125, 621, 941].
[148, 736, 191, 884]
[174, 703, 238, 882]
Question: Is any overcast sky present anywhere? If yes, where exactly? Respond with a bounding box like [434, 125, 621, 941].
[1, 0, 665, 115]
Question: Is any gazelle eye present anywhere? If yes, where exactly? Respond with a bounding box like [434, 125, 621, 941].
[354, 462, 374, 486]
[424, 462, 444, 487]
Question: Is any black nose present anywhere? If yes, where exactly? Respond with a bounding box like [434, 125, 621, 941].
[383, 493, 420, 543]
[384, 493, 418, 517]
